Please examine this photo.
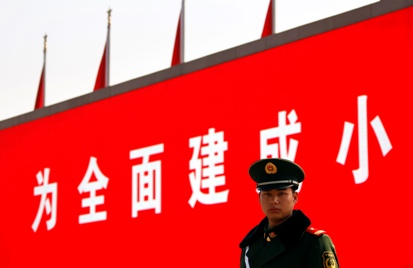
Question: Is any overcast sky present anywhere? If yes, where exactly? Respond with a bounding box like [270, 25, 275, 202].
[0, 0, 378, 121]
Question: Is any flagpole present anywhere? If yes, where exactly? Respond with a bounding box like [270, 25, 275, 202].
[93, 8, 111, 91]
[43, 34, 47, 107]
[272, 0, 276, 34]
[106, 8, 111, 87]
[180, 0, 185, 63]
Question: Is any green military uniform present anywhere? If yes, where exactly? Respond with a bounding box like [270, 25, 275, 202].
[239, 210, 339, 268]
[240, 158, 339, 268]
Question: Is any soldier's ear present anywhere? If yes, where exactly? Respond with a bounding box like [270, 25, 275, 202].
[293, 192, 298, 203]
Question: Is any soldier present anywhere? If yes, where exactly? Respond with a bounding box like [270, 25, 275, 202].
[239, 158, 339, 268]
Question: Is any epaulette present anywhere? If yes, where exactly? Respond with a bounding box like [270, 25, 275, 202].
[306, 226, 326, 236]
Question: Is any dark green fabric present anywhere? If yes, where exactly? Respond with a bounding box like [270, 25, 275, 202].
[240, 210, 339, 268]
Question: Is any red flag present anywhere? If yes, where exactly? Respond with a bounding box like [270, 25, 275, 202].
[93, 40, 109, 91]
[172, 1, 184, 66]
[262, 0, 273, 37]
[34, 63, 45, 109]
[35, 35, 47, 110]
[93, 39, 109, 91]
[171, 14, 181, 66]
[94, 9, 111, 91]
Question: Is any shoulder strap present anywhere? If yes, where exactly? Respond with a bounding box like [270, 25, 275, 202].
[306, 226, 326, 236]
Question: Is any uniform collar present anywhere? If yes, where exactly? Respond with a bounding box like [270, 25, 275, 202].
[239, 210, 311, 248]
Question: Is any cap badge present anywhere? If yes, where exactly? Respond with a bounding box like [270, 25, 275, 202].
[265, 162, 277, 174]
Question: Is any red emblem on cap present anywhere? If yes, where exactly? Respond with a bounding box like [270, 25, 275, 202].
[265, 162, 277, 174]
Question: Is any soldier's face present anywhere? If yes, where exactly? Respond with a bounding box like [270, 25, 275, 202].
[259, 188, 297, 228]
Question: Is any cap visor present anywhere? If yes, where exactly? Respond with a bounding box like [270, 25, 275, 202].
[257, 183, 295, 191]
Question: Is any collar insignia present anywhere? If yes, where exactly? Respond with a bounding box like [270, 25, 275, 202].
[264, 231, 277, 242]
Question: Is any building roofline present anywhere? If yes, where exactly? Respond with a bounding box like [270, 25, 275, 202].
[1, 0, 412, 130]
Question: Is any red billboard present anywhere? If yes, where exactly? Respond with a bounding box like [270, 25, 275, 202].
[1, 6, 412, 268]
